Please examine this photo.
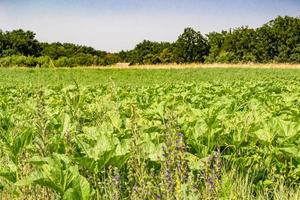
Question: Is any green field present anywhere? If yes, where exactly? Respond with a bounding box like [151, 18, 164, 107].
[1, 68, 300, 199]
[1, 67, 300, 86]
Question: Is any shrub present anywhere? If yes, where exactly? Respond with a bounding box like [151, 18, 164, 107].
[70, 54, 95, 66]
[0, 55, 36, 67]
[36, 56, 52, 68]
[216, 52, 235, 63]
[54, 57, 75, 68]
[242, 53, 257, 63]
[143, 53, 161, 64]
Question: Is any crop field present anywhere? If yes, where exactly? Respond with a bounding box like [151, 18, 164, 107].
[1, 68, 300, 199]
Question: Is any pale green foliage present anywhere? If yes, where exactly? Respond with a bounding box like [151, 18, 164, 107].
[0, 71, 300, 199]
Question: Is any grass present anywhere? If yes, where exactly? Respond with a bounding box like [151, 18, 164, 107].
[1, 67, 300, 87]
[108, 63, 300, 69]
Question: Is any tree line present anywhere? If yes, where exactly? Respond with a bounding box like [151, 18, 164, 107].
[0, 30, 119, 67]
[0, 16, 299, 67]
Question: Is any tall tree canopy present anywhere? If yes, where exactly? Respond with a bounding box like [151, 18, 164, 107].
[173, 27, 209, 63]
[0, 29, 41, 57]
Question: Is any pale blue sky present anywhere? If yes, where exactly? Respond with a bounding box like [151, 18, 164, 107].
[0, 0, 299, 52]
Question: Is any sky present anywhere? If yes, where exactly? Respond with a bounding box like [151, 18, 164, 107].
[0, 0, 299, 52]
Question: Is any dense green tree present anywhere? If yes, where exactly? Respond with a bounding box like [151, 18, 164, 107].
[268, 16, 300, 62]
[290, 45, 300, 63]
[2, 29, 41, 56]
[205, 31, 227, 63]
[0, 31, 4, 56]
[129, 40, 172, 64]
[173, 27, 209, 63]
[40, 42, 104, 59]
[205, 16, 300, 63]
[159, 48, 174, 63]
[207, 27, 257, 63]
[117, 50, 130, 62]
[223, 27, 258, 62]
